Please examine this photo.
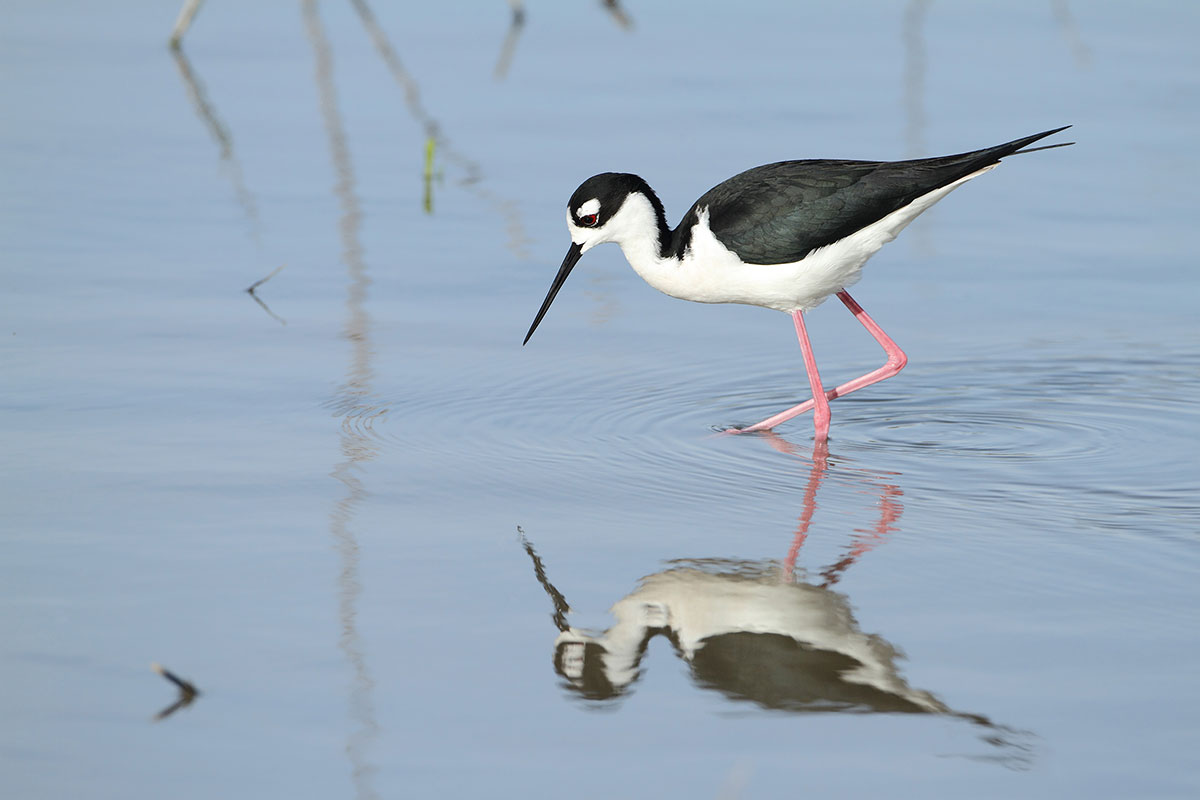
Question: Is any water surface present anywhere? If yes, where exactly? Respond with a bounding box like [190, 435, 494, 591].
[2, 1, 1199, 798]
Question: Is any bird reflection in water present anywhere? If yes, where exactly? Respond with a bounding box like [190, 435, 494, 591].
[520, 441, 1032, 766]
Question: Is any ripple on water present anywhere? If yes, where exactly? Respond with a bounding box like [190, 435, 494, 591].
[846, 395, 1124, 464]
[327, 348, 1200, 514]
[717, 353, 1199, 463]
[322, 354, 816, 508]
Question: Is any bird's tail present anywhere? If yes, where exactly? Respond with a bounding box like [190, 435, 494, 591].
[1007, 125, 1074, 156]
[1012, 140, 1075, 155]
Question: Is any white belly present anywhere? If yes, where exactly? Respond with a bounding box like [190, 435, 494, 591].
[627, 166, 994, 313]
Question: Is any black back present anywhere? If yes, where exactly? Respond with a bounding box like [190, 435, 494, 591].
[670, 126, 1070, 264]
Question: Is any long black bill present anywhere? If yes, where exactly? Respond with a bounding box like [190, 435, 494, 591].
[523, 241, 583, 345]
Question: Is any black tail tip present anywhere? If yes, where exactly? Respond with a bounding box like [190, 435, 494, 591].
[1009, 125, 1074, 156]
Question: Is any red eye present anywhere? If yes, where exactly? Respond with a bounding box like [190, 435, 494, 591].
[580, 214, 598, 226]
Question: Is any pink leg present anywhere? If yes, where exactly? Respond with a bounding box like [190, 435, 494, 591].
[738, 290, 908, 434]
[791, 310, 830, 441]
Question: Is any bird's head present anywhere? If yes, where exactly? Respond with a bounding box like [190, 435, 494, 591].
[524, 173, 666, 345]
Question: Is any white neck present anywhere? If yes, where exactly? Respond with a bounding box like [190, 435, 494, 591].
[582, 192, 687, 299]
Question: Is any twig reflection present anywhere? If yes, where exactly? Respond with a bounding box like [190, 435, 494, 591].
[494, 1, 527, 80]
[168, 0, 205, 49]
[495, 0, 632, 80]
[305, 3, 382, 798]
[150, 662, 200, 721]
[168, 44, 262, 246]
[1051, 0, 1092, 67]
[169, 27, 282, 323]
[902, 0, 933, 254]
[601, 0, 634, 31]
[347, 0, 532, 258]
[170, 0, 532, 269]
[348, 0, 480, 185]
[245, 265, 287, 325]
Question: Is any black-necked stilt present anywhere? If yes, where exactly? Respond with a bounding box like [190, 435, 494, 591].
[524, 127, 1072, 441]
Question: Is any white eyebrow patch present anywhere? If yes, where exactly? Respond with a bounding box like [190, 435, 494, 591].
[575, 198, 601, 218]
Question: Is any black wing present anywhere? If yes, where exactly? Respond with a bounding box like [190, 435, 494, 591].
[673, 127, 1071, 265]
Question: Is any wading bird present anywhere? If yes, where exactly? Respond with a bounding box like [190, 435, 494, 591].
[524, 127, 1072, 441]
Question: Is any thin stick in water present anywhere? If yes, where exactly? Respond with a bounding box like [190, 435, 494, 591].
[151, 662, 200, 697]
[246, 263, 286, 294]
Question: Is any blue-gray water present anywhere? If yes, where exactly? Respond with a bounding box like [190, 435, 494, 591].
[3, 1, 1199, 797]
